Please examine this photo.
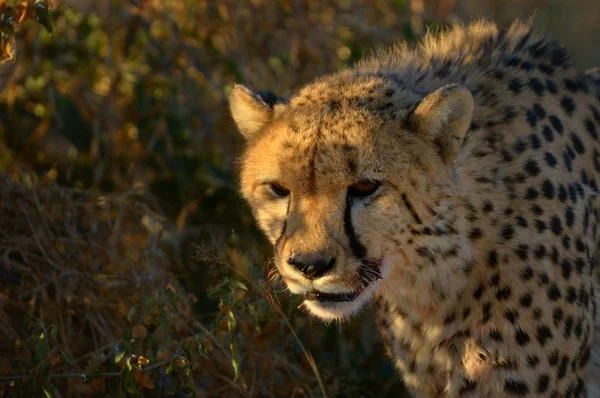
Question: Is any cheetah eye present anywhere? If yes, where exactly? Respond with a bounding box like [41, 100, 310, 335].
[269, 183, 290, 198]
[347, 180, 381, 199]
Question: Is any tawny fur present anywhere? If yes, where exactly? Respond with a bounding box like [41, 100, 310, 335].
[232, 20, 600, 397]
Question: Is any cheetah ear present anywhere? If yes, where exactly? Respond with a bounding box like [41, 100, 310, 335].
[411, 84, 474, 163]
[229, 84, 287, 140]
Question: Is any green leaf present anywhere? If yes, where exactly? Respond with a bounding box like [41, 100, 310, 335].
[42, 380, 53, 398]
[247, 303, 261, 334]
[235, 280, 248, 291]
[114, 350, 126, 365]
[48, 325, 57, 342]
[122, 330, 133, 352]
[227, 310, 240, 381]
[58, 350, 74, 367]
[229, 339, 240, 381]
[121, 367, 142, 397]
[159, 308, 169, 331]
[127, 304, 140, 322]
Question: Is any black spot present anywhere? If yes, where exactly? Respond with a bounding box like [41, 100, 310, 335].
[542, 125, 554, 142]
[489, 328, 503, 341]
[580, 347, 591, 368]
[546, 79, 558, 93]
[575, 238, 585, 252]
[524, 160, 541, 176]
[505, 309, 518, 324]
[526, 109, 537, 127]
[561, 260, 573, 280]
[490, 273, 501, 286]
[514, 244, 528, 260]
[535, 245, 547, 259]
[520, 266, 534, 280]
[553, 307, 564, 325]
[535, 220, 547, 233]
[515, 216, 528, 227]
[564, 316, 574, 337]
[562, 236, 571, 250]
[531, 205, 544, 216]
[487, 250, 499, 267]
[585, 119, 598, 140]
[548, 350, 559, 366]
[565, 207, 575, 227]
[563, 151, 573, 172]
[568, 184, 578, 202]
[530, 78, 545, 96]
[513, 139, 528, 153]
[537, 326, 553, 346]
[537, 374, 550, 393]
[570, 133, 585, 154]
[509, 78, 523, 93]
[527, 355, 540, 368]
[566, 286, 577, 303]
[538, 64, 555, 75]
[533, 103, 546, 119]
[564, 78, 579, 92]
[548, 283, 561, 300]
[550, 216, 562, 236]
[551, 247, 559, 264]
[592, 105, 600, 123]
[459, 378, 478, 394]
[557, 355, 569, 379]
[496, 286, 512, 300]
[505, 56, 520, 67]
[482, 302, 492, 324]
[575, 377, 586, 396]
[444, 312, 457, 325]
[473, 284, 486, 299]
[520, 61, 534, 71]
[519, 293, 532, 307]
[558, 185, 568, 201]
[542, 180, 554, 199]
[501, 224, 514, 240]
[384, 88, 395, 97]
[549, 115, 564, 134]
[469, 228, 483, 240]
[482, 201, 494, 213]
[530, 134, 541, 149]
[504, 379, 529, 395]
[525, 187, 539, 200]
[560, 96, 576, 116]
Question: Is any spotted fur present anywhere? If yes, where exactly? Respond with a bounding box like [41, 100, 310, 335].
[230, 20, 600, 397]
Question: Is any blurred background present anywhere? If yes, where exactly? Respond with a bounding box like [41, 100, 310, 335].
[0, 0, 598, 397]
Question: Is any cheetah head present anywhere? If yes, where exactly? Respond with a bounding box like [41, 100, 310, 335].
[230, 75, 474, 320]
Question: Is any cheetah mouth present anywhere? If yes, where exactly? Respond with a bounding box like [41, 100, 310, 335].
[302, 260, 381, 303]
[304, 291, 359, 302]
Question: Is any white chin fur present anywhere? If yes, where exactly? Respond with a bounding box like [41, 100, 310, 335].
[303, 280, 381, 321]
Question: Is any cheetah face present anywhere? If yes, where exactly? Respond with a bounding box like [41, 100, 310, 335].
[230, 79, 473, 320]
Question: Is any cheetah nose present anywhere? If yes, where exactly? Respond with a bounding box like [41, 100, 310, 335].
[287, 253, 336, 279]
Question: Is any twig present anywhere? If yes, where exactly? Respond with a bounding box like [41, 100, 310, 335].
[0, 357, 175, 383]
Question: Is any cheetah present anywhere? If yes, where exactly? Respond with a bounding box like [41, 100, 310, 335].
[229, 20, 600, 397]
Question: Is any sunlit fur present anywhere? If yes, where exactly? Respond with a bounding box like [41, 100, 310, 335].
[233, 20, 600, 397]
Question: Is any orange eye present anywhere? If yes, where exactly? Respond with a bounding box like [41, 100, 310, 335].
[269, 183, 290, 198]
[348, 180, 381, 198]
